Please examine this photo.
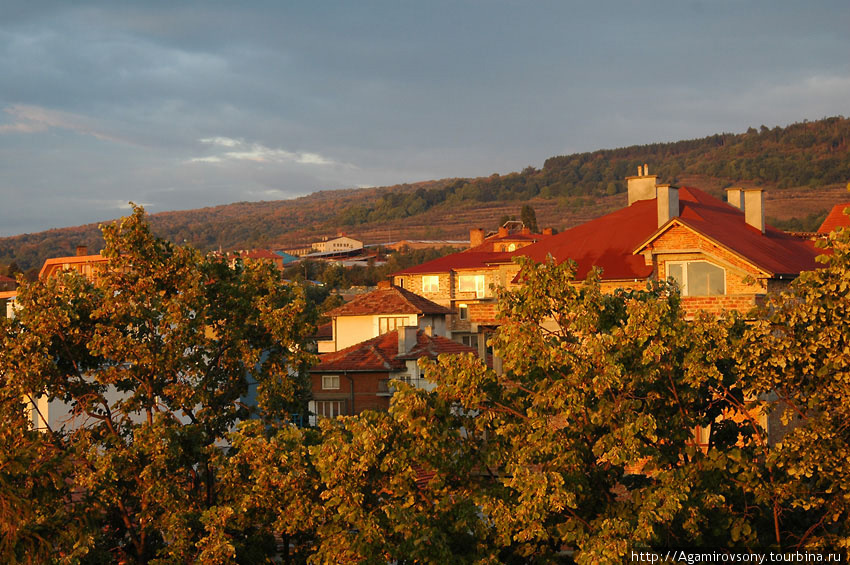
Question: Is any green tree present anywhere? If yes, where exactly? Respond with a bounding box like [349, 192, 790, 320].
[737, 221, 850, 551]
[0, 206, 315, 563]
[520, 204, 539, 233]
[418, 259, 760, 563]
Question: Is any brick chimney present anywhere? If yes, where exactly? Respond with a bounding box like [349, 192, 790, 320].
[743, 188, 765, 234]
[398, 326, 418, 354]
[76, 245, 88, 256]
[470, 228, 485, 247]
[377, 280, 392, 289]
[626, 164, 658, 205]
[725, 187, 744, 210]
[656, 184, 679, 227]
[497, 226, 509, 237]
[542, 227, 553, 236]
[520, 226, 531, 235]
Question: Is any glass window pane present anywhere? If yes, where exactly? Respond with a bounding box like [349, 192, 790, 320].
[668, 263, 684, 292]
[686, 262, 725, 296]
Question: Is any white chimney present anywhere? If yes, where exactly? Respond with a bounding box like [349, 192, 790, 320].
[725, 188, 744, 210]
[656, 184, 679, 227]
[398, 326, 419, 354]
[626, 165, 658, 205]
[743, 188, 765, 234]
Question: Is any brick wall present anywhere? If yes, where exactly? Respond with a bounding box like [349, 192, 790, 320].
[311, 371, 391, 415]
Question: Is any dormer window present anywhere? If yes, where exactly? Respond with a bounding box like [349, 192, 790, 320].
[666, 261, 725, 296]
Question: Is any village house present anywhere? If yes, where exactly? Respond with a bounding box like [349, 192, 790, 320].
[308, 326, 477, 421]
[318, 281, 451, 353]
[391, 221, 553, 351]
[392, 167, 821, 350]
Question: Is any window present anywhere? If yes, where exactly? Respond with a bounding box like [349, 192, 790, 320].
[458, 303, 468, 321]
[395, 277, 405, 288]
[460, 334, 478, 349]
[422, 275, 440, 293]
[666, 261, 725, 296]
[322, 375, 340, 390]
[507, 243, 517, 252]
[379, 316, 408, 334]
[314, 400, 345, 418]
[458, 274, 486, 297]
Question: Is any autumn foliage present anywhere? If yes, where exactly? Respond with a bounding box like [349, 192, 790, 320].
[1, 208, 848, 563]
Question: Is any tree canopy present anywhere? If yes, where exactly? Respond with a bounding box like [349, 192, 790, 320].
[2, 208, 849, 563]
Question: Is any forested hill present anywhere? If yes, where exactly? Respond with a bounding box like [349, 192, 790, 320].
[3, 116, 850, 272]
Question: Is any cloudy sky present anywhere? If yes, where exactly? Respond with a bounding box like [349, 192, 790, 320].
[1, 1, 848, 235]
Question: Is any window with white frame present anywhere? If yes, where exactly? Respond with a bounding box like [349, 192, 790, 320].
[458, 303, 468, 320]
[422, 275, 439, 293]
[379, 316, 408, 334]
[314, 400, 345, 418]
[322, 375, 340, 390]
[458, 274, 486, 297]
[666, 261, 725, 296]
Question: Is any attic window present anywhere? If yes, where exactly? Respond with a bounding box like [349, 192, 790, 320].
[666, 261, 725, 296]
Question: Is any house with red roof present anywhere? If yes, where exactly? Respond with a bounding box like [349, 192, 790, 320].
[308, 327, 477, 420]
[320, 281, 452, 353]
[392, 166, 821, 348]
[391, 223, 552, 351]
[818, 202, 850, 234]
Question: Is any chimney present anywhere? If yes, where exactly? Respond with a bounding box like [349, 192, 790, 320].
[76, 245, 88, 256]
[626, 164, 658, 205]
[497, 226, 509, 237]
[377, 280, 392, 289]
[470, 228, 485, 247]
[542, 227, 553, 236]
[398, 326, 419, 355]
[725, 187, 744, 210]
[520, 226, 531, 235]
[656, 184, 679, 227]
[743, 188, 765, 234]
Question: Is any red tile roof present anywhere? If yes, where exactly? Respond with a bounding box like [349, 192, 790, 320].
[818, 202, 850, 234]
[327, 285, 450, 316]
[310, 329, 477, 373]
[516, 186, 820, 279]
[392, 251, 511, 275]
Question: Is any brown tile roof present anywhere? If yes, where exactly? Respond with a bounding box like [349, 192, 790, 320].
[327, 285, 450, 317]
[314, 322, 333, 340]
[818, 202, 850, 234]
[310, 329, 476, 373]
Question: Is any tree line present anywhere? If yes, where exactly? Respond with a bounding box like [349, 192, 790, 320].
[1, 207, 849, 563]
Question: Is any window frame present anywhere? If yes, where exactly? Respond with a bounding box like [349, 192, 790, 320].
[378, 316, 409, 334]
[422, 275, 440, 293]
[321, 375, 340, 390]
[458, 303, 468, 321]
[665, 260, 726, 297]
[458, 274, 486, 297]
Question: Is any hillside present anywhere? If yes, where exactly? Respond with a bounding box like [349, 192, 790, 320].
[2, 116, 850, 272]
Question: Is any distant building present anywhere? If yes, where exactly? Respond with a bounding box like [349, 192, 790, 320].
[311, 235, 363, 254]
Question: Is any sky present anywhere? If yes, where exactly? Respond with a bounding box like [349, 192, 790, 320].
[1, 1, 849, 236]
